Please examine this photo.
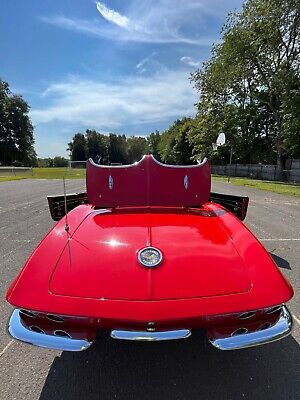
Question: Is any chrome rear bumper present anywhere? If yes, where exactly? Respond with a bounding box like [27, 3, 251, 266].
[207, 305, 293, 350]
[8, 306, 292, 351]
[8, 309, 93, 351]
[111, 329, 191, 341]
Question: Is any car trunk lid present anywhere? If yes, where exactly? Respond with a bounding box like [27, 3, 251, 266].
[50, 210, 251, 300]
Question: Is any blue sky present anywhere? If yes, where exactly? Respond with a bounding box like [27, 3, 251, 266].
[0, 0, 243, 157]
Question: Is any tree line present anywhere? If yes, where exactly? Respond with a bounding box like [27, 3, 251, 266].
[37, 156, 69, 168]
[67, 130, 149, 165]
[67, 118, 209, 166]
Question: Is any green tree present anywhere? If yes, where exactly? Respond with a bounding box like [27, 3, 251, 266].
[282, 81, 300, 157]
[108, 133, 128, 164]
[53, 156, 68, 167]
[85, 129, 110, 164]
[159, 118, 196, 164]
[37, 158, 54, 167]
[127, 136, 148, 163]
[86, 129, 102, 161]
[0, 79, 36, 166]
[67, 133, 87, 161]
[189, 102, 276, 165]
[191, 0, 300, 177]
[147, 131, 161, 160]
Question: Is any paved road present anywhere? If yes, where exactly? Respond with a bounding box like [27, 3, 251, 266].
[0, 179, 299, 400]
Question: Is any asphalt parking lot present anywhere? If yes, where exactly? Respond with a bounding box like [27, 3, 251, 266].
[0, 179, 299, 400]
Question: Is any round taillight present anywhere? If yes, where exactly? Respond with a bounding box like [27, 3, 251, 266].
[265, 306, 282, 315]
[20, 309, 38, 318]
[46, 314, 64, 323]
[29, 325, 44, 334]
[231, 327, 248, 336]
[54, 330, 71, 338]
[238, 311, 256, 320]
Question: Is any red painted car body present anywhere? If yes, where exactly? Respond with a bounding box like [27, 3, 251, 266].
[6, 155, 294, 351]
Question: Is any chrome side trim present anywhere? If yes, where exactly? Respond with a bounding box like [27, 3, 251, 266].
[89, 154, 208, 168]
[88, 209, 111, 216]
[150, 155, 208, 168]
[208, 306, 293, 350]
[8, 309, 93, 351]
[111, 329, 191, 341]
[88, 155, 147, 168]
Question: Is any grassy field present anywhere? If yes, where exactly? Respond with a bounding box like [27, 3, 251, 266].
[0, 168, 86, 181]
[0, 176, 27, 182]
[32, 167, 86, 179]
[212, 175, 300, 197]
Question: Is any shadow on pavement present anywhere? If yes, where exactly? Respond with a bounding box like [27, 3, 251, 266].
[39, 332, 300, 400]
[270, 253, 291, 270]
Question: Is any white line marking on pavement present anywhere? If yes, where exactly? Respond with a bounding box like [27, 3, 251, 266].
[0, 340, 14, 357]
[259, 238, 300, 241]
[11, 239, 31, 243]
[293, 315, 300, 325]
[249, 223, 268, 235]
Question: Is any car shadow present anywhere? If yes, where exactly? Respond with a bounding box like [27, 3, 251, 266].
[39, 332, 300, 400]
[270, 253, 291, 270]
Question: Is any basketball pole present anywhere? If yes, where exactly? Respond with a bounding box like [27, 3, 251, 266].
[227, 145, 233, 183]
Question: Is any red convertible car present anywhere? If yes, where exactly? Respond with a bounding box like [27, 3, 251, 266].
[6, 155, 293, 351]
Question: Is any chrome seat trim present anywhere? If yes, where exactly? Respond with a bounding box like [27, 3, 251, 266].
[111, 329, 191, 341]
[8, 309, 93, 351]
[208, 305, 293, 350]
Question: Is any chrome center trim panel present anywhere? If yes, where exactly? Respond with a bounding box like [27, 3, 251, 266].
[7, 309, 93, 351]
[208, 306, 293, 350]
[111, 329, 191, 341]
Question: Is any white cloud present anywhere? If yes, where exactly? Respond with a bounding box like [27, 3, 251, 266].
[39, 0, 237, 46]
[30, 70, 197, 130]
[136, 52, 157, 70]
[180, 56, 201, 68]
[40, 16, 107, 38]
[96, 2, 130, 29]
[40, 15, 213, 46]
[135, 52, 163, 74]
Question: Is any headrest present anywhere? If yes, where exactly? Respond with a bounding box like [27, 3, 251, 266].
[86, 155, 211, 207]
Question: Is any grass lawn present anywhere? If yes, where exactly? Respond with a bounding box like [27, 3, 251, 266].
[32, 167, 86, 179]
[0, 176, 27, 182]
[0, 168, 86, 181]
[212, 175, 300, 197]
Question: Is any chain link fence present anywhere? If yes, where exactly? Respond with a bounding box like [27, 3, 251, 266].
[212, 162, 300, 183]
[0, 167, 33, 178]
